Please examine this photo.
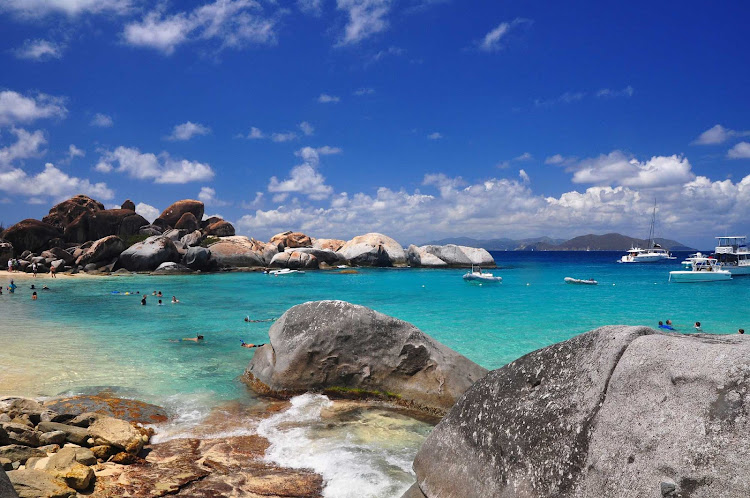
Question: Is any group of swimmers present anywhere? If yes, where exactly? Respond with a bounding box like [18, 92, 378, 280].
[658, 320, 745, 334]
[140, 294, 180, 306]
[1, 280, 49, 297]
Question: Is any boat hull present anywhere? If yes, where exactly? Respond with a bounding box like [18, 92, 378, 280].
[564, 277, 598, 285]
[463, 274, 502, 283]
[723, 265, 750, 276]
[669, 271, 732, 283]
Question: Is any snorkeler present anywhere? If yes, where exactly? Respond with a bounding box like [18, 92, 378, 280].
[240, 340, 265, 348]
[182, 334, 204, 343]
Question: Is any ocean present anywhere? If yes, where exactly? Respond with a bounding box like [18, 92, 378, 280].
[1, 250, 747, 496]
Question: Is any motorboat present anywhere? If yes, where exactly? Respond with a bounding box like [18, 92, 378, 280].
[267, 268, 305, 275]
[712, 236, 750, 276]
[680, 252, 710, 269]
[618, 203, 675, 263]
[564, 277, 598, 285]
[463, 265, 502, 283]
[669, 257, 731, 283]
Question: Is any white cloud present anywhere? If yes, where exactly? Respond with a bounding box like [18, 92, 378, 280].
[96, 146, 215, 184]
[241, 191, 265, 209]
[298, 0, 323, 16]
[354, 87, 375, 96]
[198, 186, 230, 206]
[123, 0, 277, 55]
[246, 127, 264, 139]
[0, 0, 131, 18]
[0, 91, 67, 127]
[299, 121, 314, 136]
[13, 39, 64, 61]
[515, 152, 532, 161]
[272, 132, 298, 143]
[0, 128, 47, 167]
[478, 18, 529, 52]
[569, 151, 694, 188]
[135, 202, 160, 222]
[519, 169, 530, 184]
[545, 154, 566, 165]
[693, 124, 750, 145]
[67, 144, 85, 159]
[167, 121, 211, 141]
[267, 146, 341, 201]
[336, 0, 392, 46]
[318, 93, 341, 103]
[596, 86, 634, 98]
[0, 162, 113, 201]
[727, 142, 750, 159]
[90, 113, 114, 127]
[427, 132, 443, 140]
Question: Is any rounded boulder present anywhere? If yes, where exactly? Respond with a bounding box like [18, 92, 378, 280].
[117, 236, 179, 272]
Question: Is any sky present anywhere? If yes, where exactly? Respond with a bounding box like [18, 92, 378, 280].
[0, 0, 749, 248]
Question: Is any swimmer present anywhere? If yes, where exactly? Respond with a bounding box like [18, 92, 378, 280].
[171, 296, 179, 303]
[152, 291, 157, 296]
[241, 340, 265, 349]
[141, 296, 147, 305]
[657, 321, 674, 330]
[158, 291, 163, 297]
[740, 329, 745, 335]
[182, 334, 204, 343]
[694, 321, 702, 331]
[158, 299, 164, 305]
[30, 284, 35, 290]
[42, 285, 49, 290]
[8, 280, 16, 294]
[32, 291, 37, 301]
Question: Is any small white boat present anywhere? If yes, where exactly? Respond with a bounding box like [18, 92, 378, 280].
[618, 203, 675, 263]
[680, 252, 708, 269]
[669, 257, 731, 283]
[463, 265, 502, 283]
[564, 277, 598, 285]
[268, 268, 305, 276]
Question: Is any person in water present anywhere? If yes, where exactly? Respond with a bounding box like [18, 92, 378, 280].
[8, 280, 16, 294]
[30, 284, 35, 290]
[141, 295, 147, 305]
[240, 340, 265, 348]
[171, 296, 179, 303]
[740, 329, 745, 335]
[658, 321, 675, 331]
[42, 285, 49, 290]
[183, 334, 204, 343]
[158, 299, 164, 305]
[32, 291, 37, 300]
[694, 321, 702, 331]
[158, 291, 163, 297]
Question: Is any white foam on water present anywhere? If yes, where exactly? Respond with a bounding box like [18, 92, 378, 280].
[150, 391, 217, 442]
[257, 393, 428, 498]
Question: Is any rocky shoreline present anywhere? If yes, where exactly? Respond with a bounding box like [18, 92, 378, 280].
[0, 195, 495, 277]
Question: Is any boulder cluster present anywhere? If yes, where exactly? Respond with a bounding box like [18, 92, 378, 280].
[0, 195, 496, 274]
[0, 397, 152, 498]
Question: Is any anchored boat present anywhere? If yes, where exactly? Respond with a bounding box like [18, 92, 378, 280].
[712, 236, 750, 276]
[564, 277, 598, 285]
[463, 265, 502, 283]
[619, 203, 675, 263]
[669, 257, 731, 283]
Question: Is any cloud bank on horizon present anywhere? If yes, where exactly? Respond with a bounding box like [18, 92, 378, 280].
[0, 1, 748, 247]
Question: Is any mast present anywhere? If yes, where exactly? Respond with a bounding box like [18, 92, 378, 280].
[648, 200, 656, 249]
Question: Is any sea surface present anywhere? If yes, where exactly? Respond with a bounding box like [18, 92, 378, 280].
[2, 250, 748, 496]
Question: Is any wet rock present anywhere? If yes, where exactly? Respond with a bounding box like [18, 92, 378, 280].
[44, 394, 168, 425]
[270, 231, 312, 250]
[204, 220, 235, 237]
[245, 301, 487, 415]
[6, 469, 74, 498]
[158, 200, 204, 228]
[2, 220, 62, 254]
[338, 233, 407, 267]
[117, 236, 179, 272]
[409, 327, 750, 498]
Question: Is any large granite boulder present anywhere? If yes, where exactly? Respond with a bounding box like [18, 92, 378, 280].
[40, 248, 74, 265]
[2, 220, 62, 254]
[182, 246, 212, 271]
[75, 236, 124, 267]
[42, 195, 104, 230]
[208, 236, 276, 268]
[269, 250, 319, 270]
[63, 209, 148, 244]
[407, 326, 750, 498]
[120, 199, 136, 211]
[157, 200, 204, 228]
[174, 212, 199, 232]
[0, 240, 13, 268]
[337, 233, 407, 267]
[245, 301, 488, 415]
[203, 220, 235, 237]
[117, 236, 179, 272]
[421, 244, 495, 267]
[283, 247, 345, 266]
[312, 238, 346, 252]
[406, 245, 448, 268]
[270, 231, 312, 250]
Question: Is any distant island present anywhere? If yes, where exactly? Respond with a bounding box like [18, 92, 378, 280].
[424, 233, 695, 252]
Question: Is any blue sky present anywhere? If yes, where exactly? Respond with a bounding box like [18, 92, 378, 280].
[1, 0, 749, 247]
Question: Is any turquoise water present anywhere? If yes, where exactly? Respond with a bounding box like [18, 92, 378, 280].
[2, 251, 749, 497]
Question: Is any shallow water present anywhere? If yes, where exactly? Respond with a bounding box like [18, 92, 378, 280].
[1, 251, 748, 496]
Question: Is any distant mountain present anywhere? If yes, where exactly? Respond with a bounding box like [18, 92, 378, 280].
[421, 233, 694, 251]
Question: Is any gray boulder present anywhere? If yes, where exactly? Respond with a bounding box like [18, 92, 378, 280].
[337, 233, 407, 267]
[138, 225, 162, 236]
[412, 244, 495, 268]
[269, 250, 319, 270]
[0, 445, 45, 464]
[284, 247, 346, 266]
[182, 246, 211, 271]
[36, 422, 89, 446]
[406, 245, 448, 268]
[117, 236, 179, 272]
[75, 235, 124, 267]
[151, 262, 192, 274]
[408, 326, 750, 498]
[180, 230, 203, 248]
[245, 301, 487, 415]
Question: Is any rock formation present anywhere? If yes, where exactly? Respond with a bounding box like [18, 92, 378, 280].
[207, 236, 276, 267]
[117, 236, 179, 272]
[405, 326, 750, 498]
[407, 244, 495, 268]
[42, 195, 105, 230]
[75, 236, 124, 267]
[312, 238, 346, 252]
[270, 231, 312, 250]
[63, 209, 148, 244]
[269, 250, 319, 269]
[245, 301, 488, 415]
[174, 212, 199, 232]
[337, 233, 407, 267]
[2, 220, 62, 255]
[204, 220, 235, 237]
[120, 199, 136, 211]
[406, 245, 447, 267]
[157, 200, 204, 228]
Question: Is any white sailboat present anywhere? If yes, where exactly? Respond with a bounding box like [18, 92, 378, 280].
[619, 203, 675, 263]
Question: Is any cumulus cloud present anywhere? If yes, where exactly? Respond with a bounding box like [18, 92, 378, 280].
[198, 186, 230, 206]
[0, 0, 131, 18]
[0, 128, 47, 167]
[299, 121, 314, 136]
[693, 124, 750, 145]
[95, 146, 215, 184]
[267, 146, 341, 201]
[519, 169, 530, 184]
[318, 93, 340, 103]
[297, 0, 323, 16]
[167, 121, 211, 141]
[90, 113, 113, 127]
[13, 39, 64, 61]
[123, 0, 277, 55]
[271, 132, 298, 143]
[568, 151, 694, 188]
[67, 144, 85, 160]
[135, 202, 160, 222]
[0, 162, 113, 201]
[0, 91, 67, 127]
[478, 18, 530, 52]
[336, 0, 392, 46]
[245, 127, 264, 139]
[727, 142, 750, 159]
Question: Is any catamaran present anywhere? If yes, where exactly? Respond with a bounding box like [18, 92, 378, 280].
[619, 203, 675, 263]
[712, 236, 750, 276]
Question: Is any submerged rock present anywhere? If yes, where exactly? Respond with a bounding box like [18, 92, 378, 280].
[408, 326, 750, 498]
[44, 393, 167, 425]
[337, 233, 407, 267]
[245, 301, 487, 415]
